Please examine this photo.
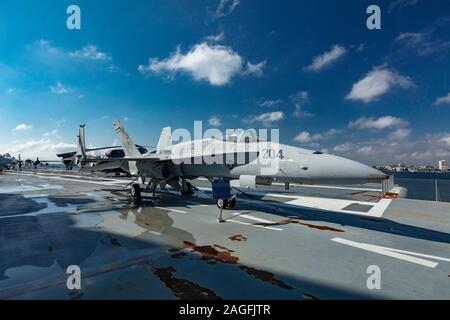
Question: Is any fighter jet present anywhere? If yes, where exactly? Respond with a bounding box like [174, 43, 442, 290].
[0, 153, 17, 171]
[57, 124, 147, 171]
[83, 120, 388, 209]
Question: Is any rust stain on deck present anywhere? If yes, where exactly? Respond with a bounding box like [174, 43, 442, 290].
[239, 265, 293, 290]
[180, 241, 296, 290]
[153, 267, 222, 300]
[228, 234, 248, 242]
[183, 241, 239, 264]
[258, 219, 345, 232]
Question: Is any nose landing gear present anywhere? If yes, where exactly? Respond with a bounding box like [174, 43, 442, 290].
[216, 195, 236, 209]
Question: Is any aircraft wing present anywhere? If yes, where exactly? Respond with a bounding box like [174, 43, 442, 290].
[82, 155, 169, 163]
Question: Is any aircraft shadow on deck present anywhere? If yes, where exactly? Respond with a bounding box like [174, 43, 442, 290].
[0, 194, 378, 300]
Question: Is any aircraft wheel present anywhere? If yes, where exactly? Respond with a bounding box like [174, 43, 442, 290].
[131, 183, 141, 199]
[181, 181, 194, 196]
[227, 197, 236, 209]
[186, 182, 193, 194]
[217, 198, 228, 209]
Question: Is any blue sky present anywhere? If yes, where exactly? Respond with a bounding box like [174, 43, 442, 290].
[0, 0, 449, 165]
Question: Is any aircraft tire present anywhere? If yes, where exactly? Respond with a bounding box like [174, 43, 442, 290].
[131, 184, 141, 199]
[181, 182, 194, 196]
[217, 198, 228, 209]
[227, 197, 236, 209]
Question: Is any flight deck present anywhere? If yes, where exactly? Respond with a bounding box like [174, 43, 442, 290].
[0, 169, 449, 299]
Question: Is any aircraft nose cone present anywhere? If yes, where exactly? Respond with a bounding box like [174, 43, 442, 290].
[336, 156, 389, 182]
[366, 166, 389, 182]
[305, 154, 389, 184]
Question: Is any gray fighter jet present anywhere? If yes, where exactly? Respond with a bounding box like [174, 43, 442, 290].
[58, 124, 147, 171]
[83, 120, 388, 208]
[0, 153, 17, 171]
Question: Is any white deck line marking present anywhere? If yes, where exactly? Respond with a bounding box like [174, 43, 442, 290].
[265, 193, 376, 206]
[331, 237, 439, 268]
[6, 172, 122, 186]
[154, 207, 187, 214]
[231, 213, 276, 224]
[196, 186, 391, 217]
[18, 171, 127, 182]
[369, 246, 450, 262]
[186, 200, 209, 207]
[227, 219, 283, 231]
[367, 199, 392, 218]
[6, 172, 128, 185]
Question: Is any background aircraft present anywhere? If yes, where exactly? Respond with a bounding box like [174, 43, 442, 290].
[0, 154, 17, 171]
[57, 124, 148, 172]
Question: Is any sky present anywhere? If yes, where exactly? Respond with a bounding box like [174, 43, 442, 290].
[0, 0, 449, 165]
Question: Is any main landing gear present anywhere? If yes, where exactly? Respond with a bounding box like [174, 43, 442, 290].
[180, 179, 194, 196]
[131, 183, 142, 201]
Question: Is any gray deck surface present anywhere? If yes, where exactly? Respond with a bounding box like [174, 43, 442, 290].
[0, 169, 449, 300]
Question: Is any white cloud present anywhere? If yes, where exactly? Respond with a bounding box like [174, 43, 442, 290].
[395, 23, 450, 56]
[396, 32, 427, 47]
[29, 40, 114, 72]
[333, 143, 353, 153]
[356, 146, 376, 156]
[304, 45, 347, 72]
[69, 45, 112, 61]
[138, 43, 264, 86]
[389, 0, 418, 12]
[438, 133, 450, 146]
[294, 128, 341, 144]
[211, 0, 240, 20]
[259, 99, 283, 107]
[107, 64, 120, 72]
[243, 61, 266, 77]
[205, 33, 225, 43]
[311, 128, 342, 140]
[349, 116, 409, 130]
[246, 111, 284, 127]
[42, 129, 59, 137]
[33, 39, 61, 55]
[7, 138, 76, 160]
[208, 116, 221, 127]
[6, 88, 15, 95]
[332, 132, 450, 165]
[389, 128, 412, 140]
[290, 91, 314, 118]
[13, 124, 32, 131]
[433, 93, 450, 105]
[345, 67, 414, 103]
[50, 82, 70, 95]
[293, 131, 312, 143]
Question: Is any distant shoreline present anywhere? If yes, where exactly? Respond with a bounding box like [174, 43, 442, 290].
[387, 171, 450, 181]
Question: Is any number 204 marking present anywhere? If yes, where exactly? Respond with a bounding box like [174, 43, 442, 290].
[262, 149, 284, 159]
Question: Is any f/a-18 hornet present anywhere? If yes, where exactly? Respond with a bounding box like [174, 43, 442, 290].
[82, 120, 388, 209]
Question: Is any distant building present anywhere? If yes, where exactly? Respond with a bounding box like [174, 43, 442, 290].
[438, 160, 447, 172]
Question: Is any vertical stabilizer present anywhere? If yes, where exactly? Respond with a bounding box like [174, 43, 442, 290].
[113, 120, 140, 157]
[78, 124, 87, 159]
[157, 127, 172, 153]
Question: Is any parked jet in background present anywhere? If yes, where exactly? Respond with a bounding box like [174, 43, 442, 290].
[57, 124, 148, 172]
[83, 120, 388, 208]
[0, 154, 17, 171]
